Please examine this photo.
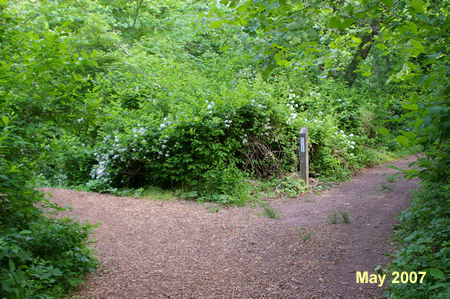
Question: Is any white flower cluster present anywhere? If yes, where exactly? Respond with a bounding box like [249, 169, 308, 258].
[250, 99, 267, 111]
[288, 93, 298, 100]
[334, 130, 356, 152]
[286, 89, 301, 123]
[237, 66, 256, 83]
[262, 117, 272, 136]
[158, 134, 171, 158]
[224, 115, 233, 128]
[242, 133, 248, 145]
[206, 100, 215, 112]
[302, 117, 357, 156]
[287, 100, 300, 121]
[91, 124, 153, 183]
[91, 153, 111, 183]
[263, 117, 271, 130]
[159, 117, 174, 130]
[132, 126, 147, 138]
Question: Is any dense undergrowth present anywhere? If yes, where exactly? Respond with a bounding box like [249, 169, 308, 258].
[386, 102, 449, 298]
[387, 182, 449, 298]
[0, 122, 97, 298]
[0, 0, 448, 297]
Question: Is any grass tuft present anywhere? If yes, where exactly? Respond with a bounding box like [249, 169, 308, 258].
[340, 211, 350, 223]
[298, 227, 313, 243]
[264, 206, 280, 219]
[327, 211, 350, 224]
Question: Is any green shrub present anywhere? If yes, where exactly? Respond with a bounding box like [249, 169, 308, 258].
[306, 115, 358, 180]
[388, 182, 449, 298]
[0, 218, 97, 298]
[87, 79, 303, 197]
[61, 147, 97, 187]
[198, 165, 251, 205]
[0, 117, 97, 298]
[61, 71, 390, 201]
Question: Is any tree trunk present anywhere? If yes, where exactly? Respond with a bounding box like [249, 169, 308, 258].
[385, 54, 391, 72]
[132, 0, 143, 29]
[343, 23, 379, 87]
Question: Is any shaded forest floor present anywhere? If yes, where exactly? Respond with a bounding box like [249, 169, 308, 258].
[46, 156, 419, 298]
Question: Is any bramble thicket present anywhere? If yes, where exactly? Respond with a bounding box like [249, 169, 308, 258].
[0, 0, 448, 297]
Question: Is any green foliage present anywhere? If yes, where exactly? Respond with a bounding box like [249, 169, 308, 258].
[1, 0, 447, 296]
[388, 182, 449, 298]
[327, 212, 339, 225]
[215, 4, 447, 298]
[0, 2, 98, 296]
[140, 186, 176, 201]
[0, 218, 97, 298]
[15, 0, 396, 205]
[39, 135, 97, 187]
[256, 174, 307, 198]
[0, 120, 42, 228]
[72, 69, 388, 201]
[0, 118, 97, 297]
[275, 175, 307, 198]
[198, 166, 251, 205]
[341, 211, 350, 224]
[207, 205, 220, 213]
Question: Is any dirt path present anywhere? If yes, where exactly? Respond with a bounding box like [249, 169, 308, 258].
[46, 156, 419, 298]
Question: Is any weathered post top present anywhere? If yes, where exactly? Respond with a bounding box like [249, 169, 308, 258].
[299, 126, 309, 186]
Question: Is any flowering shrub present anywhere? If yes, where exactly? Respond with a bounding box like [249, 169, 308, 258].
[307, 116, 359, 180]
[86, 81, 301, 199]
[77, 72, 383, 202]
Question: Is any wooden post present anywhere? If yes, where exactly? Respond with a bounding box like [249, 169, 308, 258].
[299, 126, 309, 186]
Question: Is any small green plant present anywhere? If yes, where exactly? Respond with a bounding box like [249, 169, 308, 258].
[264, 206, 280, 219]
[341, 211, 350, 223]
[199, 166, 252, 205]
[382, 183, 394, 192]
[298, 227, 312, 243]
[181, 191, 199, 200]
[327, 212, 339, 224]
[207, 205, 220, 213]
[386, 174, 396, 183]
[275, 175, 307, 198]
[327, 211, 350, 224]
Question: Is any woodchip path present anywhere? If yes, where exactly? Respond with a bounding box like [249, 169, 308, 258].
[46, 156, 419, 298]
